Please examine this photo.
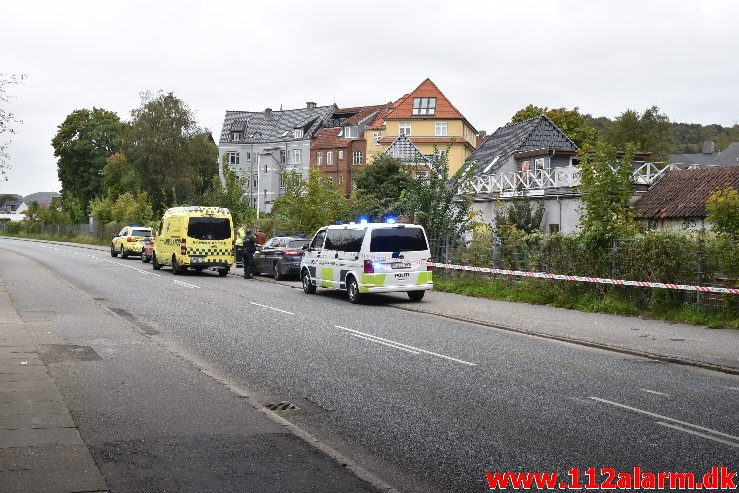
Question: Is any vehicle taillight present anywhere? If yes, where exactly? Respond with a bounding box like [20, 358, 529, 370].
[180, 238, 187, 255]
[126, 237, 136, 242]
[284, 250, 302, 256]
[427, 258, 433, 271]
[231, 239, 234, 256]
[363, 260, 374, 274]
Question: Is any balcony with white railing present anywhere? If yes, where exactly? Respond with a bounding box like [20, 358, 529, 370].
[467, 162, 708, 196]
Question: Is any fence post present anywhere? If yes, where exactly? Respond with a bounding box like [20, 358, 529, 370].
[696, 237, 705, 306]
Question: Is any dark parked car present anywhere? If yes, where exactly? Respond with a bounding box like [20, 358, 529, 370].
[253, 237, 308, 280]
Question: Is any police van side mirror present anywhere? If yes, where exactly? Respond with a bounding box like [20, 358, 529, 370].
[302, 244, 309, 250]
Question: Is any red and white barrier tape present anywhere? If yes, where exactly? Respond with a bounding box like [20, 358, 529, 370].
[427, 262, 739, 295]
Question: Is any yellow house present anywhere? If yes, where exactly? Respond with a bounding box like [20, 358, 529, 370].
[364, 78, 478, 176]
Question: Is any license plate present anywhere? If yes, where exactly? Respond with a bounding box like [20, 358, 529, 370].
[391, 262, 411, 269]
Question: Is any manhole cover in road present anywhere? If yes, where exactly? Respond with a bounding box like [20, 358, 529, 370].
[38, 344, 102, 364]
[265, 401, 300, 411]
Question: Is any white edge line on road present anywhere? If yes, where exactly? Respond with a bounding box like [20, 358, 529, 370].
[249, 302, 293, 315]
[334, 325, 476, 366]
[349, 333, 420, 355]
[639, 388, 668, 396]
[726, 386, 739, 391]
[656, 421, 739, 448]
[173, 280, 199, 289]
[589, 396, 739, 441]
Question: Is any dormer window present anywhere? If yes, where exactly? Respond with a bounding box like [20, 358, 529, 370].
[281, 130, 290, 138]
[232, 132, 241, 142]
[412, 97, 436, 116]
[294, 129, 304, 139]
[344, 126, 358, 139]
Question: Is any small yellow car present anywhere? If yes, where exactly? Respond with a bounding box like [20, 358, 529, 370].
[111, 226, 153, 258]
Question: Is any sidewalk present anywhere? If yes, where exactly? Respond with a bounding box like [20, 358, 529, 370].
[390, 290, 739, 374]
[0, 278, 108, 493]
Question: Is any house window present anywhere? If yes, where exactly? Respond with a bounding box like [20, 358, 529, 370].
[280, 149, 286, 163]
[416, 171, 428, 178]
[549, 224, 560, 233]
[252, 174, 258, 188]
[245, 152, 251, 162]
[294, 129, 304, 139]
[373, 132, 381, 146]
[399, 122, 411, 136]
[435, 122, 448, 136]
[292, 149, 302, 164]
[226, 152, 239, 165]
[352, 151, 363, 165]
[279, 173, 287, 188]
[316, 151, 323, 166]
[232, 132, 241, 141]
[412, 97, 436, 115]
[338, 175, 344, 186]
[327, 151, 334, 166]
[434, 150, 447, 159]
[338, 150, 344, 160]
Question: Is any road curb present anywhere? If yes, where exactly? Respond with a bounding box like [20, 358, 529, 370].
[0, 236, 108, 252]
[389, 304, 739, 376]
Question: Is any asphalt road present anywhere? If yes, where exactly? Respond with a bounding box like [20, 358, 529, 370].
[1, 237, 737, 492]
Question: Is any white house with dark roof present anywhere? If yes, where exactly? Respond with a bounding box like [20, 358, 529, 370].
[218, 102, 336, 214]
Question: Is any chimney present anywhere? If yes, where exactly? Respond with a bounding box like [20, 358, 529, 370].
[478, 130, 487, 140]
[306, 101, 317, 110]
[264, 108, 273, 119]
[702, 140, 715, 154]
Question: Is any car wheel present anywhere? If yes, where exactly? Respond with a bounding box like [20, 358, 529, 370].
[120, 245, 128, 259]
[152, 251, 161, 270]
[141, 252, 150, 263]
[347, 276, 362, 304]
[408, 290, 425, 302]
[172, 255, 181, 275]
[273, 261, 283, 281]
[111, 244, 118, 257]
[218, 268, 228, 277]
[302, 269, 316, 294]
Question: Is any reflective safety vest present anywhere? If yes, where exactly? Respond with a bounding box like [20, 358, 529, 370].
[235, 227, 246, 246]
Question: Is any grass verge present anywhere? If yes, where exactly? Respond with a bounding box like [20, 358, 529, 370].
[0, 232, 109, 247]
[433, 273, 738, 329]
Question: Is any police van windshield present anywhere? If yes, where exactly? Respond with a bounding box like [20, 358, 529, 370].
[187, 217, 231, 241]
[369, 228, 428, 252]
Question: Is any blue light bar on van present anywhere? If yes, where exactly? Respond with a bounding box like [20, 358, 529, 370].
[359, 217, 368, 225]
[386, 217, 396, 224]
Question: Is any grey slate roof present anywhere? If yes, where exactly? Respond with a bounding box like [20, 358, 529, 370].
[669, 142, 739, 167]
[384, 134, 429, 163]
[220, 105, 336, 144]
[467, 115, 578, 176]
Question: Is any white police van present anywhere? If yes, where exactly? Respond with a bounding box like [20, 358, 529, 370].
[300, 221, 433, 303]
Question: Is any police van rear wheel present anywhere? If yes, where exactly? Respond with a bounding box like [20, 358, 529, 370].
[302, 270, 316, 294]
[218, 268, 228, 277]
[347, 277, 362, 304]
[408, 290, 425, 302]
[172, 256, 181, 275]
[152, 252, 161, 270]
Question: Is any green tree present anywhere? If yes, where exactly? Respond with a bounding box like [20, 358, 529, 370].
[494, 195, 545, 235]
[51, 107, 122, 211]
[271, 169, 355, 235]
[123, 91, 218, 212]
[602, 106, 672, 160]
[399, 149, 475, 247]
[201, 159, 256, 227]
[511, 105, 598, 148]
[0, 74, 24, 182]
[90, 191, 154, 225]
[103, 152, 141, 199]
[353, 155, 413, 220]
[706, 187, 739, 239]
[577, 141, 637, 240]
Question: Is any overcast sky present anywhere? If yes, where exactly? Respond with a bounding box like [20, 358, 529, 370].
[2, 0, 738, 196]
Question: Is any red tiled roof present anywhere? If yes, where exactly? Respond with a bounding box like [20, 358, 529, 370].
[342, 104, 387, 126]
[383, 79, 466, 120]
[634, 167, 739, 219]
[312, 128, 351, 149]
[367, 99, 402, 130]
[378, 136, 468, 145]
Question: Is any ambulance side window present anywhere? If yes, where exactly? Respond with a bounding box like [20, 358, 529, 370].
[310, 230, 326, 250]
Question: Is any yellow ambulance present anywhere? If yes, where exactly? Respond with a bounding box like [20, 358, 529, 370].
[152, 206, 235, 277]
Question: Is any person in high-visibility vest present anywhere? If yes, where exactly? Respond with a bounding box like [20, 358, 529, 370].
[235, 225, 246, 266]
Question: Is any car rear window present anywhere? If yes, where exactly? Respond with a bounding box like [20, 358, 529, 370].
[187, 217, 231, 240]
[369, 227, 428, 253]
[131, 229, 152, 237]
[288, 239, 309, 249]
